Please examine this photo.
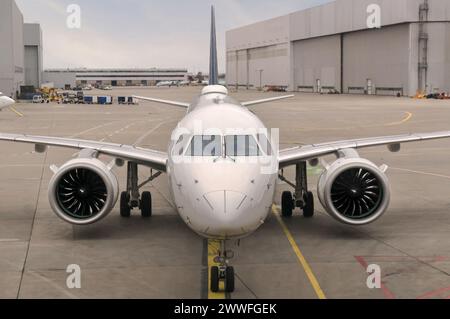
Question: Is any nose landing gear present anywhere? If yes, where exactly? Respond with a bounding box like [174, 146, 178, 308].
[210, 240, 235, 293]
[120, 162, 161, 218]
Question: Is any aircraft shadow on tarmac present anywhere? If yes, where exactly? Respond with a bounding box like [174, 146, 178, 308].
[68, 215, 188, 241]
[280, 212, 377, 240]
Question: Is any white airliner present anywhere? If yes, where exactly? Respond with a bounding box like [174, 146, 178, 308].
[1, 7, 450, 293]
[0, 93, 15, 111]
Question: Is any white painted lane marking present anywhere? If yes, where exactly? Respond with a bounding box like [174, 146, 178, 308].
[390, 167, 450, 180]
[133, 118, 176, 146]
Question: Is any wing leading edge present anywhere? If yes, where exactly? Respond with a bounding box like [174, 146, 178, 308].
[242, 95, 295, 107]
[133, 95, 190, 109]
[133, 94, 294, 109]
[279, 131, 450, 169]
[0, 133, 168, 172]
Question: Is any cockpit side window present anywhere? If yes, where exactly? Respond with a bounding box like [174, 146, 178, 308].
[187, 135, 222, 157]
[172, 134, 187, 156]
[257, 133, 273, 156]
[225, 135, 261, 157]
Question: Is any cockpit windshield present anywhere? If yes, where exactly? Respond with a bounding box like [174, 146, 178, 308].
[184, 134, 271, 157]
[225, 135, 261, 157]
[187, 135, 222, 157]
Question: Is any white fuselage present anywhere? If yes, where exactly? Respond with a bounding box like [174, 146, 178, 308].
[0, 96, 15, 110]
[167, 87, 278, 240]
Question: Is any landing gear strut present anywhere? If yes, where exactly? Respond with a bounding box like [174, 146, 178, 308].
[210, 240, 235, 293]
[120, 162, 161, 218]
[279, 161, 315, 218]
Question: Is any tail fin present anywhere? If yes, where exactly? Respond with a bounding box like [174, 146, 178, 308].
[209, 6, 219, 85]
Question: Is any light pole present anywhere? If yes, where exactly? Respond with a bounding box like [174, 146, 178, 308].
[257, 69, 264, 91]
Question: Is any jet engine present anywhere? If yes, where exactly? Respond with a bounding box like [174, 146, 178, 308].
[48, 158, 119, 225]
[317, 150, 390, 225]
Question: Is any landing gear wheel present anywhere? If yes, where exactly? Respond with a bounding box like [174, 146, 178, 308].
[281, 191, 294, 217]
[210, 266, 220, 293]
[120, 192, 131, 218]
[140, 191, 152, 218]
[225, 266, 235, 293]
[303, 191, 315, 218]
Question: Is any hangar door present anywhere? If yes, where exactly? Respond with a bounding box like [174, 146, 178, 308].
[293, 35, 341, 92]
[342, 24, 410, 95]
[25, 46, 39, 88]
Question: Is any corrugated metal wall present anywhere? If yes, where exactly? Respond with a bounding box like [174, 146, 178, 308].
[292, 35, 341, 92]
[24, 46, 39, 88]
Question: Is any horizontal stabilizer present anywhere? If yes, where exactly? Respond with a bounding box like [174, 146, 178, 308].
[242, 95, 294, 107]
[133, 96, 190, 109]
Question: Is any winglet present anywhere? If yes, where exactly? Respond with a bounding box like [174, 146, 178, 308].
[209, 6, 219, 85]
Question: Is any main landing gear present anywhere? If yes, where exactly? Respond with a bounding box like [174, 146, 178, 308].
[279, 161, 315, 218]
[210, 240, 235, 293]
[120, 162, 161, 218]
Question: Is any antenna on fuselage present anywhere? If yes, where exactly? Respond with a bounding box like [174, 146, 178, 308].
[209, 6, 219, 86]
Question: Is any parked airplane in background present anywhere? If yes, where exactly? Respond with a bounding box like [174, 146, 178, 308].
[1, 7, 450, 293]
[156, 81, 176, 87]
[0, 93, 15, 110]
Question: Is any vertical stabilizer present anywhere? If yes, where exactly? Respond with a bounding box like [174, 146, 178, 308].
[209, 6, 219, 85]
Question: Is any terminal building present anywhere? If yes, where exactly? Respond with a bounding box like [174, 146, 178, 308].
[226, 0, 450, 96]
[43, 68, 189, 88]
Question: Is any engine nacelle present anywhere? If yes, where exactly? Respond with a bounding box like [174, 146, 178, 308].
[48, 158, 119, 225]
[317, 156, 390, 226]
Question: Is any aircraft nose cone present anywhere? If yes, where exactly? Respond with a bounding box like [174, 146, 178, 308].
[201, 190, 253, 237]
[203, 190, 248, 216]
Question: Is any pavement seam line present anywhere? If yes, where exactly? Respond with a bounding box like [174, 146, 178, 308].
[353, 227, 450, 278]
[235, 273, 259, 299]
[133, 118, 177, 147]
[16, 148, 49, 299]
[272, 206, 327, 299]
[390, 167, 450, 180]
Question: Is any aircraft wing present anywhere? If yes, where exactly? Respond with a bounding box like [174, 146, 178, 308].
[242, 95, 294, 107]
[133, 95, 190, 109]
[0, 133, 168, 172]
[279, 131, 450, 168]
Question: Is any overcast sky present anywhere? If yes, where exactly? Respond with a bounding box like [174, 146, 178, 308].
[16, 0, 332, 73]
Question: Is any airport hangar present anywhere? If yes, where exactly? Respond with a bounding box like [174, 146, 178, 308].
[0, 0, 43, 98]
[226, 0, 450, 97]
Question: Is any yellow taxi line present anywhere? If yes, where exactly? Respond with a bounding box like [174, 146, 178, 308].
[9, 106, 24, 117]
[290, 111, 413, 133]
[272, 206, 327, 299]
[385, 111, 413, 126]
[207, 239, 226, 299]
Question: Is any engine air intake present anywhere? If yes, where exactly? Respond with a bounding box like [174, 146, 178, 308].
[48, 158, 119, 225]
[331, 168, 383, 220]
[317, 157, 390, 226]
[56, 168, 108, 219]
